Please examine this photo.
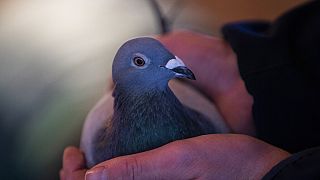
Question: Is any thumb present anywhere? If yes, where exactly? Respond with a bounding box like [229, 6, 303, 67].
[85, 141, 197, 180]
[61, 146, 87, 180]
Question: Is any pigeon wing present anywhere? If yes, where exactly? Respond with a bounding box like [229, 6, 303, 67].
[80, 90, 114, 167]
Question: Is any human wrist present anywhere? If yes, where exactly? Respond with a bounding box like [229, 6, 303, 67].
[249, 144, 291, 179]
[263, 147, 320, 179]
[206, 78, 255, 135]
[232, 136, 291, 179]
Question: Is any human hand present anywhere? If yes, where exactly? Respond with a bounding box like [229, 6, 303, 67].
[61, 134, 290, 180]
[60, 147, 87, 180]
[158, 30, 254, 135]
[60, 31, 263, 180]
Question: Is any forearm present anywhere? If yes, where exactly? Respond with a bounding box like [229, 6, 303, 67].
[188, 44, 255, 135]
[263, 147, 320, 179]
[210, 79, 254, 135]
[158, 31, 255, 135]
[197, 72, 254, 135]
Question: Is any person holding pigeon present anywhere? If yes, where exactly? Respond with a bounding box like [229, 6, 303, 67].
[61, 1, 320, 179]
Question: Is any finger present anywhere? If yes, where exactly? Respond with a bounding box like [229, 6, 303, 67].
[59, 169, 65, 180]
[85, 141, 198, 180]
[63, 146, 86, 172]
[67, 169, 86, 180]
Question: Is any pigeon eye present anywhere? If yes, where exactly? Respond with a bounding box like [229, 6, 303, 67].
[133, 57, 145, 67]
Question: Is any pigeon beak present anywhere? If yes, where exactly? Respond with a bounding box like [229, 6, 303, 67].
[164, 56, 196, 80]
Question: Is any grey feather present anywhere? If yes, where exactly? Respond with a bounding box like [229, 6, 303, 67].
[80, 37, 230, 168]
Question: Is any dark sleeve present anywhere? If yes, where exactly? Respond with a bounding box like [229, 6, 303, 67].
[263, 147, 320, 180]
[221, 0, 320, 153]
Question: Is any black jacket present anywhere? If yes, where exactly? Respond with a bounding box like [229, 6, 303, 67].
[222, 1, 320, 179]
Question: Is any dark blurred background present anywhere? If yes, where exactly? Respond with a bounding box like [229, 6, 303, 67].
[0, 0, 306, 179]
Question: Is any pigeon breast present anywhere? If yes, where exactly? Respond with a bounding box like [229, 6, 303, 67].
[81, 79, 229, 168]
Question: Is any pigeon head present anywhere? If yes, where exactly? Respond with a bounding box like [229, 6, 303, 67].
[112, 37, 195, 90]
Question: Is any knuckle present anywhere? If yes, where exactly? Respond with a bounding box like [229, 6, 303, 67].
[59, 169, 65, 180]
[117, 157, 143, 179]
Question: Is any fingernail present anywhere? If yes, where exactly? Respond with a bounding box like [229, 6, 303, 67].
[85, 166, 106, 180]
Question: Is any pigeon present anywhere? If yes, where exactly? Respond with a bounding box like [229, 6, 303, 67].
[80, 37, 230, 168]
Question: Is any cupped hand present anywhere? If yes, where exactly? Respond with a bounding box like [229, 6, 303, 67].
[158, 30, 254, 135]
[61, 134, 290, 180]
[60, 31, 267, 180]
